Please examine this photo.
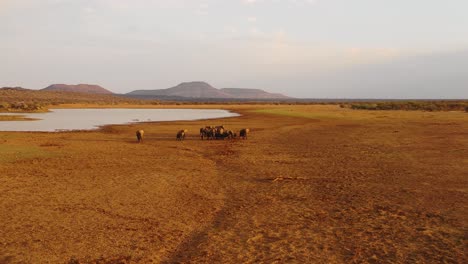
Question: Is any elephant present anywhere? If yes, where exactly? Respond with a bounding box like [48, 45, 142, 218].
[239, 128, 250, 139]
[221, 130, 235, 139]
[136, 130, 144, 143]
[200, 127, 206, 140]
[176, 129, 188, 140]
[228, 130, 236, 139]
[200, 127, 213, 140]
[214, 125, 225, 139]
[215, 129, 225, 139]
[206, 128, 216, 140]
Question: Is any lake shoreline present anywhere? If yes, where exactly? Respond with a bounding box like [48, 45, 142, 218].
[0, 114, 41, 121]
[0, 108, 240, 132]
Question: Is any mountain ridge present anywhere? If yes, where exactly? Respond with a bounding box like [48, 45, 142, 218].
[42, 84, 113, 94]
[220, 88, 290, 99]
[127, 81, 290, 99]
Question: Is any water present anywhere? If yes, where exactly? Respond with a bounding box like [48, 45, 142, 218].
[0, 108, 239, 132]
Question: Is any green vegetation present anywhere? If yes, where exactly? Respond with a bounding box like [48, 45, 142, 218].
[345, 101, 468, 112]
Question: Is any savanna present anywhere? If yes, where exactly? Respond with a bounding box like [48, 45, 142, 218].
[0, 104, 466, 263]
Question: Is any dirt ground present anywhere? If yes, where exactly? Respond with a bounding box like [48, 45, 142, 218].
[0, 105, 467, 263]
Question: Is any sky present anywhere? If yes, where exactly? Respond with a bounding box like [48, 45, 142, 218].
[1, 0, 467, 98]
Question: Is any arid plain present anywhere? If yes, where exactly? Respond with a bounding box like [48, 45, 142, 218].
[0, 105, 467, 263]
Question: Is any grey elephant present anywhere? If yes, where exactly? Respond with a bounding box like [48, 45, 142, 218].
[207, 128, 216, 140]
[222, 130, 235, 139]
[214, 125, 225, 139]
[200, 127, 206, 140]
[239, 128, 250, 139]
[136, 130, 144, 143]
[200, 127, 212, 140]
[177, 129, 188, 140]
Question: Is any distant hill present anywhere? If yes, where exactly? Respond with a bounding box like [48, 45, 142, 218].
[0, 87, 143, 106]
[127, 81, 290, 99]
[127, 82, 232, 98]
[220, 88, 290, 99]
[42, 84, 113, 94]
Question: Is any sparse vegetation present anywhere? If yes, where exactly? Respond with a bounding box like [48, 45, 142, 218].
[0, 88, 156, 112]
[1, 101, 45, 112]
[346, 101, 468, 111]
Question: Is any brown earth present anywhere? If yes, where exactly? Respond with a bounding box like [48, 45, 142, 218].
[0, 105, 466, 263]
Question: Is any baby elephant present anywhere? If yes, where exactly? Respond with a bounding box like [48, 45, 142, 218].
[176, 129, 188, 140]
[239, 128, 250, 139]
[136, 130, 144, 143]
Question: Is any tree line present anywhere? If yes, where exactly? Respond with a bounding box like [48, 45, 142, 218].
[342, 101, 468, 112]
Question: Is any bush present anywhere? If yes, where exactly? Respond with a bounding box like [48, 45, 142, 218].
[349, 101, 468, 112]
[351, 103, 377, 110]
[0, 102, 9, 109]
[7, 101, 43, 111]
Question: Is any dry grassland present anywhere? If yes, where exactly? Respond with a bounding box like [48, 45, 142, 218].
[0, 105, 467, 263]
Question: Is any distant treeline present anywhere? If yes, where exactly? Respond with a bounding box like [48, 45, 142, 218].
[0, 101, 46, 112]
[0, 88, 155, 112]
[1, 88, 467, 112]
[342, 101, 468, 112]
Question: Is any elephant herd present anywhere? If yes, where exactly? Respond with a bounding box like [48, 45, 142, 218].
[200, 126, 250, 140]
[135, 126, 250, 143]
[200, 125, 231, 140]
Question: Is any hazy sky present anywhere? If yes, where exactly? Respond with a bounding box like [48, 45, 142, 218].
[1, 0, 467, 98]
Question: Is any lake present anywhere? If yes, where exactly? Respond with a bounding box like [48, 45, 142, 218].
[0, 108, 239, 132]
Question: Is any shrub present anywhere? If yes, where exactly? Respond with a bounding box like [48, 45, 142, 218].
[0, 102, 9, 109]
[350, 101, 468, 112]
[351, 103, 377, 110]
[7, 101, 43, 111]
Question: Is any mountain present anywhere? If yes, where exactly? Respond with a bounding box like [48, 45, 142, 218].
[127, 81, 290, 99]
[220, 88, 290, 99]
[127, 82, 232, 98]
[41, 84, 113, 94]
